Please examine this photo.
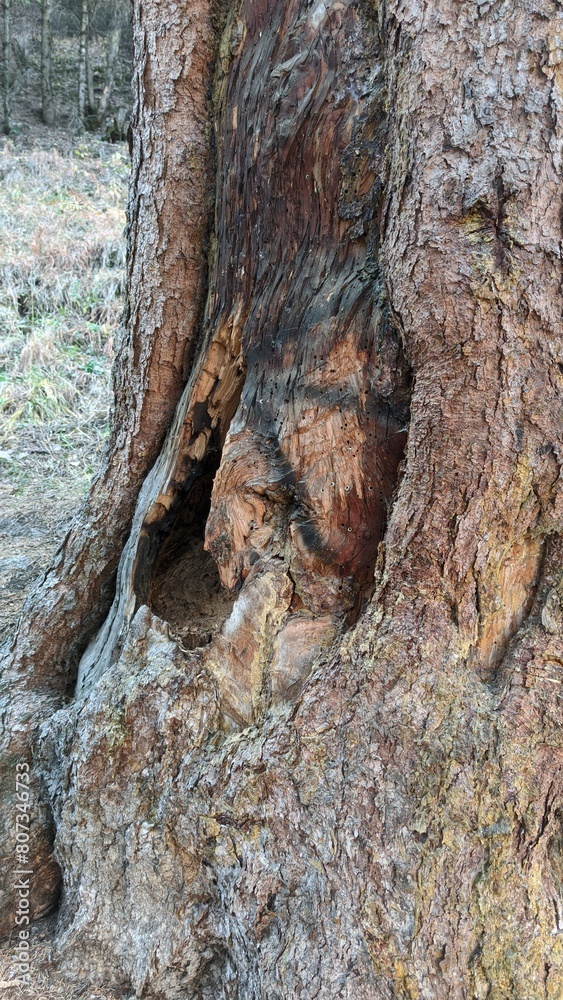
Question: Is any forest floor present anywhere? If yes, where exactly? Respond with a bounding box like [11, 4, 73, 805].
[0, 131, 128, 647]
[0, 129, 129, 997]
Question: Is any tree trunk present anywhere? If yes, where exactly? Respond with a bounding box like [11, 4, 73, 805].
[77, 0, 88, 126]
[40, 0, 54, 126]
[95, 4, 123, 125]
[3, 0, 563, 997]
[1, 0, 10, 134]
[85, 41, 95, 118]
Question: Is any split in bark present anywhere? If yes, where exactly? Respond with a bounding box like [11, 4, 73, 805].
[75, 0, 410, 732]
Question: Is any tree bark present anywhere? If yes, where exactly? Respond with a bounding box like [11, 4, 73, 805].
[1, 0, 10, 134]
[40, 0, 55, 126]
[3, 0, 563, 997]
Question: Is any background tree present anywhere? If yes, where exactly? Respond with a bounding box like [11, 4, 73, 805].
[2, 0, 10, 133]
[40, 0, 54, 124]
[2, 0, 563, 996]
[76, 0, 87, 124]
[0, 0, 132, 134]
[92, 0, 125, 126]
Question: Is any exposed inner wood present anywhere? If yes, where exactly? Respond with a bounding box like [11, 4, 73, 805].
[145, 0, 411, 725]
[203, 0, 409, 621]
[474, 534, 544, 677]
[75, 0, 411, 726]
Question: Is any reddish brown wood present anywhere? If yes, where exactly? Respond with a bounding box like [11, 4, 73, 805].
[204, 0, 409, 618]
[73, 0, 409, 724]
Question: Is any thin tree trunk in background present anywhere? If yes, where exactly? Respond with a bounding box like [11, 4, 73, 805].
[40, 0, 54, 125]
[77, 0, 88, 125]
[85, 43, 95, 116]
[96, 6, 122, 124]
[2, 0, 10, 134]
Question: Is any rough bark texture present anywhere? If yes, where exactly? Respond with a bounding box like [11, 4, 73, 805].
[0, 0, 220, 935]
[3, 0, 563, 997]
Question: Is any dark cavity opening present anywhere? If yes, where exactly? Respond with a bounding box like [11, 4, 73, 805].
[146, 454, 236, 651]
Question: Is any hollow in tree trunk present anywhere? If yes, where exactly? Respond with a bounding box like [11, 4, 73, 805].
[2, 0, 563, 997]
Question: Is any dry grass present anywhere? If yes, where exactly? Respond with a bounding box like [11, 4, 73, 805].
[0, 137, 127, 483]
[0, 136, 128, 643]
